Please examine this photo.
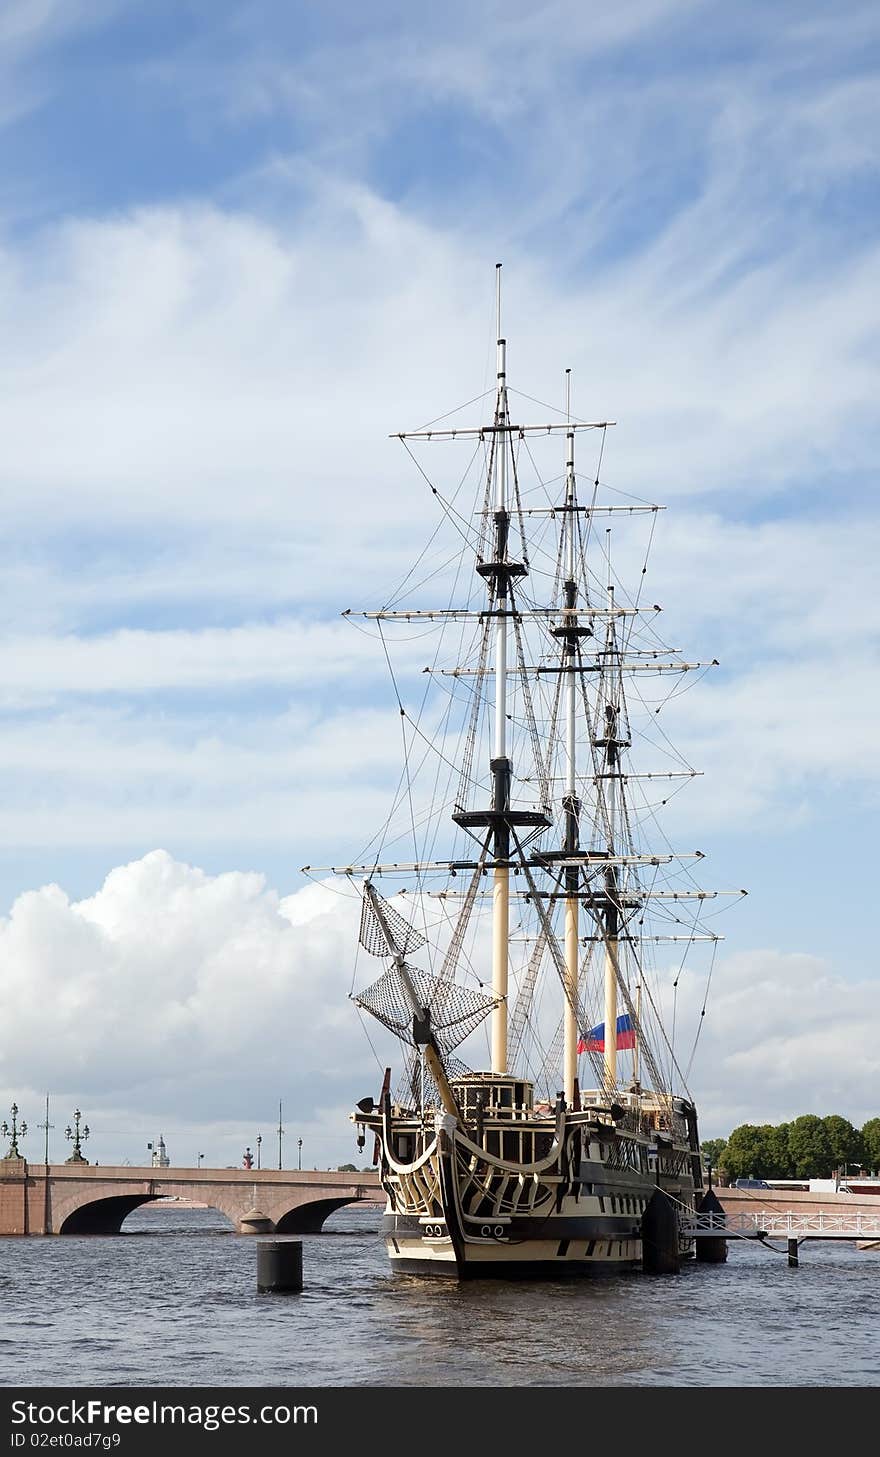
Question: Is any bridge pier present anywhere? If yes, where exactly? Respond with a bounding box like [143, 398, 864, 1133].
[239, 1208, 274, 1235]
[0, 1157, 29, 1235]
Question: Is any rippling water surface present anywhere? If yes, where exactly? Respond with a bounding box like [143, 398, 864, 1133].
[2, 1205, 877, 1387]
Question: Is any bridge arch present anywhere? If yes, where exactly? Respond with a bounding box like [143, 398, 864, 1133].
[53, 1181, 247, 1235]
[274, 1196, 361, 1234]
[60, 1195, 162, 1235]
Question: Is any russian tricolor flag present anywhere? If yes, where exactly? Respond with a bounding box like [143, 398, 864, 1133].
[577, 1013, 635, 1054]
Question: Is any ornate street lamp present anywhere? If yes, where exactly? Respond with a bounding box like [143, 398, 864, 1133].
[64, 1109, 90, 1164]
[1, 1103, 27, 1159]
[256, 1134, 262, 1170]
[197, 1152, 205, 1168]
[37, 1095, 54, 1168]
[297, 1137, 303, 1171]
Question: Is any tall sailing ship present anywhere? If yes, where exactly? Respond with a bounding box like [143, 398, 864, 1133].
[305, 268, 743, 1278]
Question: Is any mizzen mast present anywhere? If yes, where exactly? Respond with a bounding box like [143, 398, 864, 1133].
[559, 371, 585, 1104]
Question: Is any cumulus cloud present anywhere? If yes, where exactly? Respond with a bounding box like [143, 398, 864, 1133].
[0, 851, 396, 1166]
[0, 618, 388, 696]
[669, 947, 880, 1137]
[1, 852, 875, 1165]
[0, 191, 876, 536]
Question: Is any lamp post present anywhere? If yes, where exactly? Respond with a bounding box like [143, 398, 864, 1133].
[197, 1152, 205, 1169]
[1, 1103, 27, 1159]
[277, 1102, 284, 1171]
[64, 1110, 90, 1164]
[256, 1134, 262, 1170]
[38, 1094, 54, 1234]
[37, 1095, 54, 1169]
[297, 1137, 302, 1171]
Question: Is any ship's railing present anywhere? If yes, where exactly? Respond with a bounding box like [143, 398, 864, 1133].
[681, 1211, 880, 1238]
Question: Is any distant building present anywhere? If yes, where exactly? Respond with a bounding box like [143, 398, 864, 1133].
[148, 1136, 170, 1168]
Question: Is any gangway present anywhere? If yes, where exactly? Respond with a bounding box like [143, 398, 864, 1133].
[682, 1210, 880, 1240]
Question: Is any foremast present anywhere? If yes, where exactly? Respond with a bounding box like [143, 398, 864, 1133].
[456, 264, 556, 1077]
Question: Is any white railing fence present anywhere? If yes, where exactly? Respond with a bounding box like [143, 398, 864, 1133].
[682, 1210, 880, 1238]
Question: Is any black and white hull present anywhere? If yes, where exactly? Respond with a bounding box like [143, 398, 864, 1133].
[359, 1077, 703, 1279]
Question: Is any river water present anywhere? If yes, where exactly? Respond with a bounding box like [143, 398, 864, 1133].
[1, 1204, 877, 1387]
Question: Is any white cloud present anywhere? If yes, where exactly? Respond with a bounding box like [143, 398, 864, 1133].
[0, 618, 385, 696]
[0, 176, 874, 859]
[670, 947, 880, 1137]
[2, 853, 875, 1167]
[0, 852, 394, 1165]
[0, 183, 876, 537]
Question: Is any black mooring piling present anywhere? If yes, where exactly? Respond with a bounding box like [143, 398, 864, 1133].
[695, 1186, 728, 1264]
[642, 1190, 680, 1274]
[788, 1238, 799, 1268]
[257, 1239, 303, 1293]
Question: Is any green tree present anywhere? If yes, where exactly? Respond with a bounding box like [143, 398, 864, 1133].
[822, 1115, 864, 1172]
[701, 1138, 727, 1173]
[721, 1124, 775, 1180]
[788, 1114, 834, 1178]
[337, 1163, 358, 1172]
[768, 1122, 794, 1178]
[861, 1118, 880, 1173]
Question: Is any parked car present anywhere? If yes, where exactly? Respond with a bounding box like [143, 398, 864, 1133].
[733, 1177, 770, 1189]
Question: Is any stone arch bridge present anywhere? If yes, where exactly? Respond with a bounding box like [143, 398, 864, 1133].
[0, 1159, 381, 1236]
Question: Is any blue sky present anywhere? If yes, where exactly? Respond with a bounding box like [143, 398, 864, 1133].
[0, 0, 878, 1166]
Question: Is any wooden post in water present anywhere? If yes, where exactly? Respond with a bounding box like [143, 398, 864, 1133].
[787, 1238, 799, 1268]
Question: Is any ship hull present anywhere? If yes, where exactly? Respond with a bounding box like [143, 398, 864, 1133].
[364, 1094, 702, 1280]
[384, 1213, 644, 1278]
